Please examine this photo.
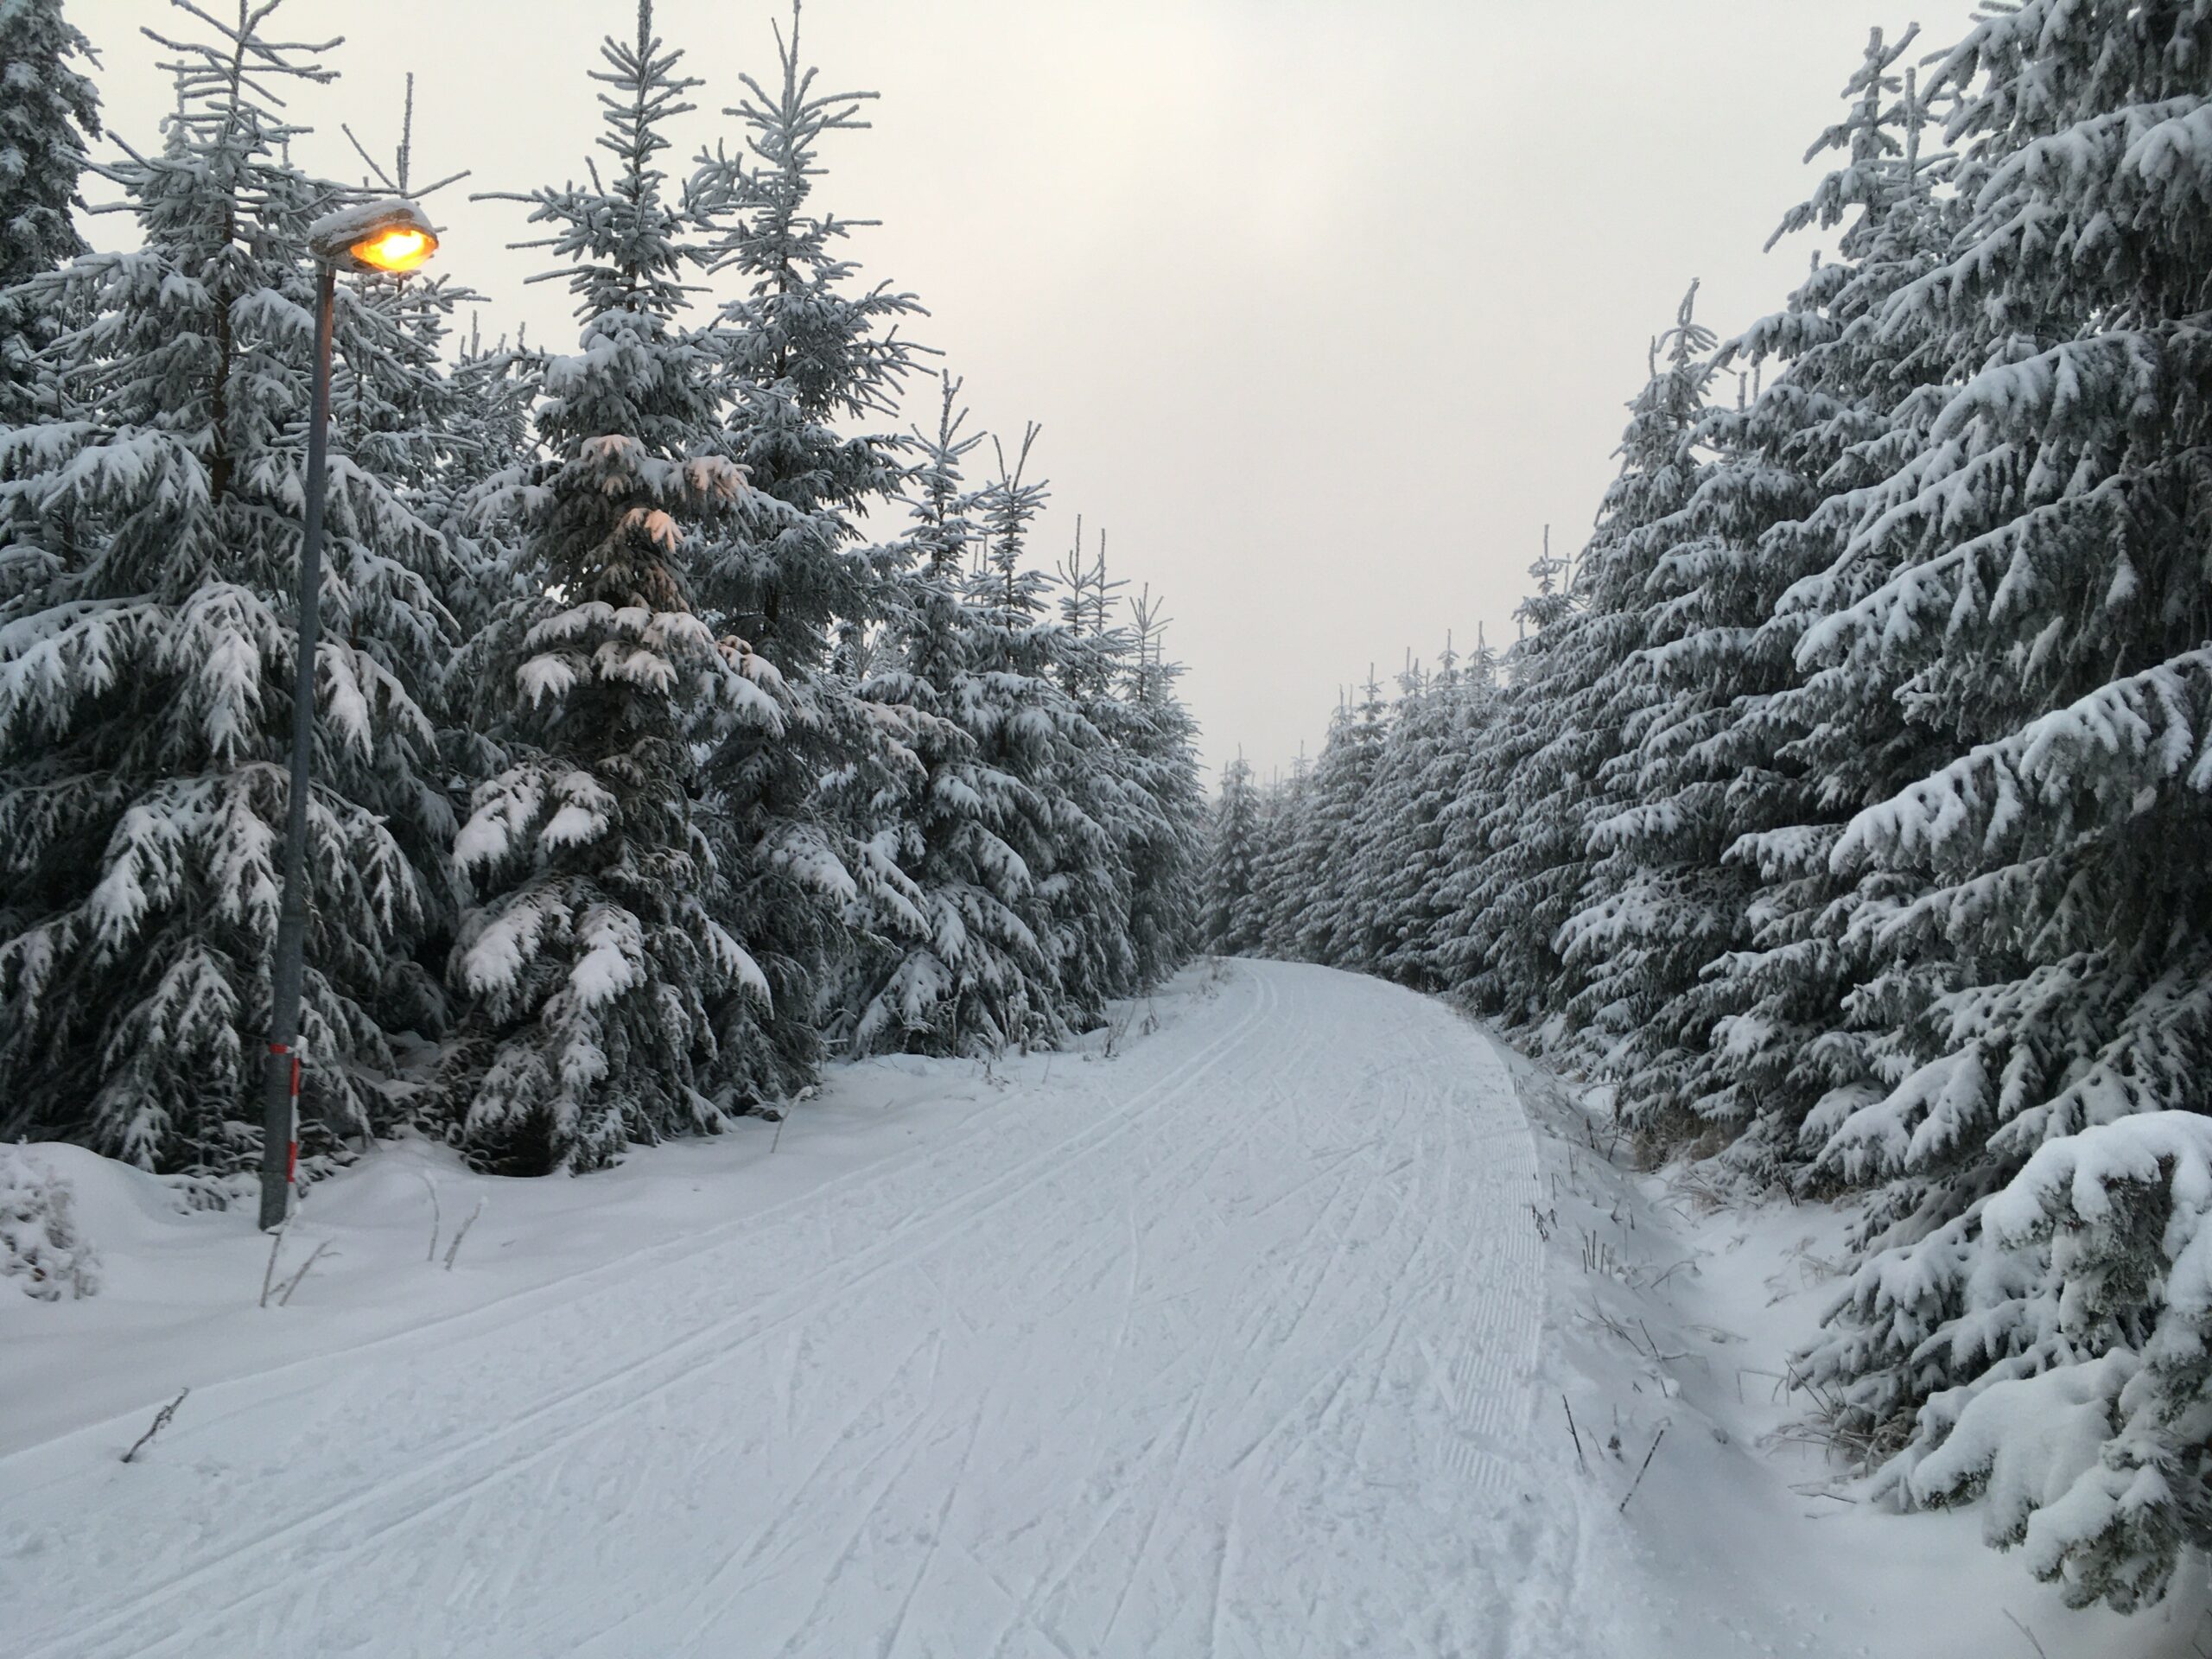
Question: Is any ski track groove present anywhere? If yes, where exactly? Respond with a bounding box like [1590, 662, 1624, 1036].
[628, 976, 1293, 1659]
[22, 977, 1280, 1659]
[876, 1386, 992, 1659]
[11, 963, 1565, 1658]
[1, 1022, 1140, 1490]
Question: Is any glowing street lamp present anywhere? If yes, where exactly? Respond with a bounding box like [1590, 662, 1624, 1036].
[353, 225, 436, 274]
[259, 199, 441, 1231]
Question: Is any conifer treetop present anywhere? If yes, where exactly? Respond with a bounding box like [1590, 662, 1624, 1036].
[480, 0, 705, 324]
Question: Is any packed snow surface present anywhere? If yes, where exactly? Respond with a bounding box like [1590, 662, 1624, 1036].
[10, 960, 2204, 1656]
[4, 963, 1568, 1657]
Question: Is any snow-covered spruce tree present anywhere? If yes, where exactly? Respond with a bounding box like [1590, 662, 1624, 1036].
[1445, 297, 1713, 1051]
[0, 3, 459, 1173]
[1205, 750, 1262, 956]
[1662, 29, 1966, 1166]
[1787, 3, 2212, 1606]
[1248, 750, 1313, 958]
[1371, 639, 1491, 991]
[314, 86, 502, 1021]
[0, 0, 97, 287]
[1046, 522, 1142, 1003]
[1895, 1113, 2212, 1611]
[1455, 593, 1594, 1029]
[1049, 535, 1202, 993]
[964, 428, 1121, 1036]
[1351, 651, 1448, 988]
[1333, 658, 1421, 977]
[834, 375, 1048, 1056]
[1560, 385, 1766, 1127]
[440, 316, 544, 671]
[1545, 286, 1717, 1066]
[683, 3, 925, 1086]
[1436, 541, 1576, 1020]
[0, 1143, 98, 1300]
[1293, 673, 1389, 969]
[429, 318, 546, 995]
[444, 3, 779, 1173]
[0, 0, 100, 425]
[1116, 583, 1206, 985]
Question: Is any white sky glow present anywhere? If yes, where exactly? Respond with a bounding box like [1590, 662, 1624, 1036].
[90, 0, 1982, 778]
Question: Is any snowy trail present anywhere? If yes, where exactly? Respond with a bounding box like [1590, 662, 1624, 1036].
[5, 962, 1580, 1658]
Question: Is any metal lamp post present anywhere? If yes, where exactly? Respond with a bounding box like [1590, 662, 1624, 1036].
[258, 199, 442, 1232]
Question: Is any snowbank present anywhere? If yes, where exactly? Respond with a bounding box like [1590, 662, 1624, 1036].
[1493, 1037, 2212, 1658]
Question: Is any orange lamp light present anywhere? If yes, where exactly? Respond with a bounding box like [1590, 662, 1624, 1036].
[351, 226, 437, 275]
[308, 198, 442, 276]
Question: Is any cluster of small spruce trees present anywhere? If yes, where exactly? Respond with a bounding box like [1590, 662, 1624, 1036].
[0, 0, 1205, 1179]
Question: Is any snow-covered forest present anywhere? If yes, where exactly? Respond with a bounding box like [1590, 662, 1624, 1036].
[9, 0, 2212, 1649]
[1206, 7, 2212, 1617]
[0, 0, 1205, 1177]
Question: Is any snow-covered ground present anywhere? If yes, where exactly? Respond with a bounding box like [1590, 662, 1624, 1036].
[3, 959, 2205, 1656]
[1503, 1046, 2212, 1659]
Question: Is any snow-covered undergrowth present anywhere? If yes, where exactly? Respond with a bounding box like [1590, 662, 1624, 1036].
[1496, 1038, 2212, 1658]
[0, 1144, 99, 1303]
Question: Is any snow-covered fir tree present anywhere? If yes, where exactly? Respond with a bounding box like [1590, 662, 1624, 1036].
[1116, 582, 1206, 986]
[1431, 538, 1575, 1018]
[1451, 306, 1714, 1045]
[834, 375, 1047, 1055]
[1788, 2, 2212, 1606]
[1542, 285, 1717, 1063]
[1291, 673, 1389, 969]
[1247, 750, 1313, 959]
[1204, 750, 1262, 957]
[0, 0, 100, 426]
[0, 2, 459, 1173]
[1044, 520, 1142, 1010]
[444, 1, 779, 1172]
[1330, 656, 1425, 976]
[318, 81, 500, 1016]
[1668, 27, 1964, 1165]
[683, 3, 925, 1087]
[1369, 639, 1490, 990]
[962, 427, 1121, 1038]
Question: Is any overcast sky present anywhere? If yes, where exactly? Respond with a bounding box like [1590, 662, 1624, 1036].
[90, 0, 1980, 779]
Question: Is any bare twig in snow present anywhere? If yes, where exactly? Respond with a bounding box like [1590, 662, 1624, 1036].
[416, 1169, 442, 1263]
[2003, 1610, 2050, 1659]
[121, 1389, 189, 1464]
[1562, 1395, 1586, 1468]
[443, 1198, 485, 1270]
[1643, 1255, 1700, 1291]
[277, 1239, 333, 1305]
[258, 1218, 289, 1308]
[1618, 1425, 1668, 1514]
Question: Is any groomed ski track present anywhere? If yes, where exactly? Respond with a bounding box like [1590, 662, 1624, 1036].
[8, 961, 1582, 1657]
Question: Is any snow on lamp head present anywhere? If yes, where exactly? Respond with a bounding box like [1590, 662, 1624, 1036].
[307, 197, 440, 276]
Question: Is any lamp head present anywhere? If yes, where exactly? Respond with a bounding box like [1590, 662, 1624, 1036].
[308, 198, 440, 276]
[353, 225, 436, 274]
